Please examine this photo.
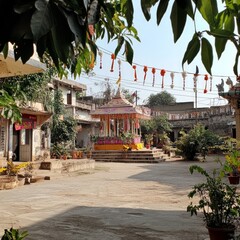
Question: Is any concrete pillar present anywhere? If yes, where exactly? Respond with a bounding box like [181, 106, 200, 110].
[235, 108, 240, 140]
[228, 98, 240, 140]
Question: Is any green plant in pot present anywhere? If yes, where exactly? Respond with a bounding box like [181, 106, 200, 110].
[187, 165, 240, 240]
[224, 149, 240, 185]
[1, 227, 28, 240]
[144, 134, 153, 149]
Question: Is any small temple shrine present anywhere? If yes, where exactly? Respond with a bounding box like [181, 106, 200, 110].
[219, 78, 240, 140]
[90, 88, 151, 150]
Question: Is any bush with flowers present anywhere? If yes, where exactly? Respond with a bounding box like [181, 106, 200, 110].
[0, 160, 31, 177]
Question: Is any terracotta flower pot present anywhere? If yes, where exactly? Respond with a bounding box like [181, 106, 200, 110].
[207, 226, 235, 240]
[228, 175, 240, 185]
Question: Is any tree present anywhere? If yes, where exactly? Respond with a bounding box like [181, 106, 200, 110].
[0, 70, 53, 122]
[121, 88, 139, 104]
[0, 1, 139, 77]
[140, 114, 172, 146]
[146, 91, 176, 107]
[140, 114, 172, 147]
[0, 1, 238, 77]
[51, 89, 77, 148]
[0, 90, 22, 123]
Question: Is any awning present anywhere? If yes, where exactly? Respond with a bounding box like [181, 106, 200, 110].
[0, 49, 45, 78]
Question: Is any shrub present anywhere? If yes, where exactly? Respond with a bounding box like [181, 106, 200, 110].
[176, 124, 220, 160]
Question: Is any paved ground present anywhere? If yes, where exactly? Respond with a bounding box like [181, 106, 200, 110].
[0, 155, 231, 240]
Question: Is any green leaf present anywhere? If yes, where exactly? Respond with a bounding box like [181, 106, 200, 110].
[233, 53, 239, 76]
[49, 7, 75, 64]
[170, 1, 187, 42]
[21, 40, 34, 64]
[31, 0, 54, 41]
[125, 40, 133, 64]
[224, 12, 234, 32]
[156, 0, 169, 25]
[184, 0, 194, 19]
[46, 32, 59, 70]
[64, 11, 86, 46]
[194, 0, 218, 27]
[207, 29, 235, 38]
[182, 34, 200, 66]
[14, 0, 35, 14]
[14, 40, 34, 63]
[36, 35, 47, 58]
[141, 0, 158, 21]
[2, 43, 8, 58]
[215, 37, 227, 59]
[123, 0, 134, 27]
[141, 3, 151, 20]
[115, 36, 124, 57]
[201, 37, 213, 75]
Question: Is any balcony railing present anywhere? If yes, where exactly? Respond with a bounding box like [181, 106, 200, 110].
[75, 101, 92, 110]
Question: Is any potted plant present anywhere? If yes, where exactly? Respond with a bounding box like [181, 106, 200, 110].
[187, 165, 240, 240]
[223, 149, 240, 184]
[144, 134, 153, 149]
[1, 227, 28, 240]
[50, 144, 62, 159]
[85, 145, 92, 159]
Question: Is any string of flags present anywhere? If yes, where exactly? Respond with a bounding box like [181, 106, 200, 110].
[96, 50, 236, 94]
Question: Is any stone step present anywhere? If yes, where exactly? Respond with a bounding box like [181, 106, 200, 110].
[93, 158, 165, 163]
[39, 159, 95, 173]
[92, 154, 165, 159]
[91, 149, 170, 163]
[92, 152, 166, 156]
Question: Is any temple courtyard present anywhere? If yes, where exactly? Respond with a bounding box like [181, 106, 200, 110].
[0, 155, 233, 240]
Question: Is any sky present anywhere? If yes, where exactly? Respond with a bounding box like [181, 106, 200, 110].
[75, 2, 236, 108]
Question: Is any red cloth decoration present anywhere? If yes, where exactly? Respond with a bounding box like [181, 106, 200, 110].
[133, 65, 137, 81]
[204, 74, 208, 94]
[110, 54, 115, 72]
[152, 68, 156, 86]
[143, 66, 148, 85]
[160, 69, 166, 89]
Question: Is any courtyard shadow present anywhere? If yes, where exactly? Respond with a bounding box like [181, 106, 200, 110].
[21, 206, 207, 240]
[128, 154, 225, 191]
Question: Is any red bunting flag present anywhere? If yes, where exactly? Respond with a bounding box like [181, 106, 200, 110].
[133, 65, 137, 81]
[204, 74, 208, 94]
[143, 66, 148, 85]
[160, 69, 166, 89]
[152, 68, 156, 86]
[110, 53, 115, 72]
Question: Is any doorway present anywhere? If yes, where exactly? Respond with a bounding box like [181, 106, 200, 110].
[12, 127, 20, 161]
[12, 128, 32, 162]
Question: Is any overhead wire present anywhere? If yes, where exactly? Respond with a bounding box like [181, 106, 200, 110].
[98, 46, 236, 78]
[78, 45, 231, 107]
[80, 72, 226, 105]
